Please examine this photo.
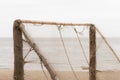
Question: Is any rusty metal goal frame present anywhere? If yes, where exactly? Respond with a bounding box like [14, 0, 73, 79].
[13, 19, 96, 80]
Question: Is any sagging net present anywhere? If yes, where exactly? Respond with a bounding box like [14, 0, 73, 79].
[21, 21, 120, 80]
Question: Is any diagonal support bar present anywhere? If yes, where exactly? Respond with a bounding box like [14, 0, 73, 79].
[19, 23, 58, 80]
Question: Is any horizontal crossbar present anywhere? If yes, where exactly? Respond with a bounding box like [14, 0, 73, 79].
[17, 19, 94, 26]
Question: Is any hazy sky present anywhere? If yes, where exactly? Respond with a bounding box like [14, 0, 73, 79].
[0, 0, 120, 37]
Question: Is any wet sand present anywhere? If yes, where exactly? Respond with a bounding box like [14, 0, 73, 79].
[0, 69, 120, 80]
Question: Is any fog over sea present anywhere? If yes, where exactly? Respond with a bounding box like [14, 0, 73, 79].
[0, 38, 120, 71]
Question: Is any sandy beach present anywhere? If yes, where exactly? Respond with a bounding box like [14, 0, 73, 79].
[1, 69, 120, 80]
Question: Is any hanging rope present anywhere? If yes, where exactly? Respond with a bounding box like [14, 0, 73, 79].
[57, 25, 79, 80]
[76, 27, 85, 35]
[74, 27, 89, 65]
[23, 39, 34, 61]
[96, 27, 120, 63]
[24, 47, 33, 60]
[22, 39, 28, 43]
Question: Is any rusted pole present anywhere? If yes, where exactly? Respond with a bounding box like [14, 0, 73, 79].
[89, 25, 96, 80]
[13, 20, 24, 80]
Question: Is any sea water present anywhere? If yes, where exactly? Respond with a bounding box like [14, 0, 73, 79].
[0, 38, 120, 71]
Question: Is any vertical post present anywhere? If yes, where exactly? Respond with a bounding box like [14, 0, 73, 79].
[13, 19, 24, 80]
[89, 25, 96, 80]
